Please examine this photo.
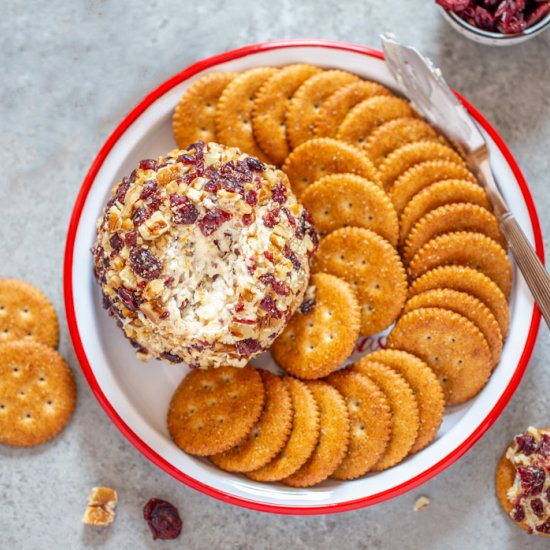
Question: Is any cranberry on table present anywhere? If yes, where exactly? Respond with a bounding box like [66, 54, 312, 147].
[143, 498, 182, 540]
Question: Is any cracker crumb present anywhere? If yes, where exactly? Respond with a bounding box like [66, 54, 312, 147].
[414, 495, 430, 511]
[82, 487, 118, 526]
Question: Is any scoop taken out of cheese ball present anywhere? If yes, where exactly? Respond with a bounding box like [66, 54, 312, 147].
[92, 141, 318, 368]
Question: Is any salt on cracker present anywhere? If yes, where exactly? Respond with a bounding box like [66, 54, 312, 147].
[402, 203, 506, 265]
[315, 80, 393, 139]
[363, 117, 443, 166]
[403, 288, 503, 369]
[215, 67, 278, 162]
[0, 279, 58, 349]
[0, 341, 76, 447]
[408, 231, 512, 297]
[252, 64, 321, 166]
[300, 173, 399, 245]
[167, 365, 264, 456]
[327, 369, 391, 480]
[387, 307, 493, 406]
[380, 142, 465, 191]
[313, 227, 407, 337]
[364, 349, 444, 454]
[352, 360, 419, 471]
[409, 265, 510, 339]
[172, 71, 235, 148]
[282, 138, 381, 199]
[247, 377, 320, 482]
[399, 179, 491, 246]
[390, 160, 477, 216]
[283, 381, 350, 487]
[286, 70, 361, 149]
[271, 273, 360, 380]
[210, 371, 293, 472]
[337, 96, 417, 149]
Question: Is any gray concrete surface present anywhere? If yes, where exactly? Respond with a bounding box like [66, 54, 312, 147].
[1, 1, 550, 548]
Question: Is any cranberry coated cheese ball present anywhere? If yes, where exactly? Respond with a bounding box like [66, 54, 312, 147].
[92, 142, 318, 368]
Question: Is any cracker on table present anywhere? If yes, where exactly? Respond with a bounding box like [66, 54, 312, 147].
[282, 137, 381, 199]
[390, 160, 477, 216]
[403, 288, 503, 369]
[0, 341, 76, 447]
[271, 273, 360, 380]
[172, 71, 236, 148]
[300, 173, 398, 244]
[167, 365, 265, 456]
[364, 349, 444, 454]
[215, 67, 278, 162]
[408, 231, 512, 297]
[315, 80, 393, 139]
[283, 381, 350, 487]
[351, 360, 419, 470]
[247, 377, 320, 482]
[387, 307, 493, 406]
[210, 371, 293, 472]
[337, 96, 417, 149]
[409, 265, 510, 339]
[327, 369, 391, 480]
[0, 279, 58, 349]
[252, 64, 321, 166]
[313, 227, 407, 336]
[286, 70, 361, 149]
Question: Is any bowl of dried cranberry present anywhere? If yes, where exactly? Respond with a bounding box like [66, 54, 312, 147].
[437, 0, 550, 45]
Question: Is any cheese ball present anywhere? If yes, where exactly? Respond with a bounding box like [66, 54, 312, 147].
[92, 142, 317, 368]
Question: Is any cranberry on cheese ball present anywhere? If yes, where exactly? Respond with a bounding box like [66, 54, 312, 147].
[92, 142, 318, 368]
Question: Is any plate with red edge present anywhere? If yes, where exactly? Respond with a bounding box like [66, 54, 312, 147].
[64, 39, 543, 515]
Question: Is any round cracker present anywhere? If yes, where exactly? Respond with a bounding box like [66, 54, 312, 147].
[215, 67, 278, 162]
[252, 64, 321, 165]
[300, 174, 399, 245]
[409, 265, 510, 339]
[408, 231, 512, 297]
[387, 308, 493, 405]
[363, 349, 444, 453]
[271, 273, 360, 380]
[209, 371, 293, 472]
[0, 279, 59, 349]
[327, 369, 391, 480]
[380, 142, 465, 191]
[283, 381, 350, 487]
[403, 203, 506, 265]
[0, 341, 76, 447]
[315, 80, 394, 139]
[391, 160, 477, 216]
[286, 70, 361, 149]
[363, 117, 444, 166]
[167, 365, 265, 456]
[172, 71, 236, 148]
[247, 377, 320, 482]
[313, 228, 407, 337]
[352, 360, 419, 471]
[399, 179, 491, 246]
[404, 289, 503, 369]
[337, 96, 417, 149]
[282, 138, 381, 199]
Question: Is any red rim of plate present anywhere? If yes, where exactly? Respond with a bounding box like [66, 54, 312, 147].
[63, 38, 543, 515]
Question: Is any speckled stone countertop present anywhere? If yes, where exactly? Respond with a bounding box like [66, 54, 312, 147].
[1, 1, 550, 548]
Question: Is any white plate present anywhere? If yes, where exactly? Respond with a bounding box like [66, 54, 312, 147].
[64, 40, 543, 515]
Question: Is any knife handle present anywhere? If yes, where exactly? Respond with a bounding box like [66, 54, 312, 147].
[499, 214, 550, 328]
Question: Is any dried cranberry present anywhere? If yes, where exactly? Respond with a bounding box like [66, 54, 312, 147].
[527, 3, 550, 26]
[198, 209, 232, 236]
[235, 338, 261, 356]
[170, 193, 199, 225]
[260, 294, 282, 318]
[118, 287, 140, 312]
[125, 231, 138, 247]
[242, 213, 253, 226]
[512, 505, 525, 522]
[164, 276, 175, 287]
[160, 352, 182, 363]
[263, 251, 274, 263]
[177, 153, 195, 165]
[537, 518, 550, 534]
[143, 498, 182, 540]
[282, 207, 297, 227]
[159, 311, 170, 320]
[115, 179, 131, 202]
[140, 180, 158, 200]
[259, 273, 276, 285]
[102, 293, 112, 310]
[300, 299, 316, 314]
[531, 498, 544, 517]
[132, 205, 152, 226]
[139, 159, 157, 171]
[233, 317, 256, 325]
[262, 209, 279, 228]
[129, 247, 162, 280]
[436, 0, 473, 10]
[187, 140, 205, 154]
[536, 433, 550, 457]
[245, 190, 258, 206]
[248, 261, 257, 275]
[515, 433, 536, 456]
[234, 302, 244, 313]
[204, 178, 220, 193]
[272, 281, 291, 296]
[109, 233, 123, 252]
[518, 465, 546, 495]
[474, 5, 496, 29]
[283, 245, 301, 271]
[272, 184, 287, 204]
[245, 157, 265, 171]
